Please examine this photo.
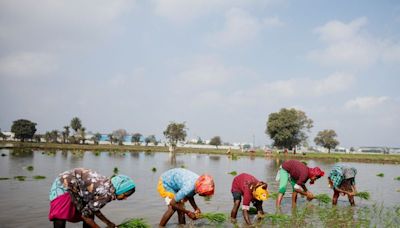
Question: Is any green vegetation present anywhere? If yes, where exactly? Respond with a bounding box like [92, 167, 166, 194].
[377, 173, 384, 177]
[0, 177, 10, 180]
[248, 206, 258, 214]
[355, 191, 370, 200]
[163, 122, 187, 151]
[33, 175, 46, 180]
[11, 119, 37, 142]
[200, 212, 227, 224]
[315, 194, 331, 204]
[203, 196, 212, 202]
[264, 213, 291, 223]
[314, 129, 339, 153]
[269, 192, 279, 200]
[14, 176, 26, 181]
[394, 176, 400, 181]
[113, 167, 119, 174]
[266, 108, 313, 150]
[227, 171, 237, 176]
[26, 165, 34, 171]
[151, 167, 157, 172]
[118, 218, 150, 228]
[209, 136, 222, 149]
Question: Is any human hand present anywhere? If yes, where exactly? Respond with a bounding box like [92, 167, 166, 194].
[187, 211, 198, 220]
[194, 209, 201, 219]
[306, 192, 314, 201]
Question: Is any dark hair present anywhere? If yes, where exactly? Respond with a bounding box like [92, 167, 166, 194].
[123, 187, 135, 197]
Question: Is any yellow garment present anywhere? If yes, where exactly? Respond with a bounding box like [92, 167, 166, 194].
[157, 178, 175, 199]
[252, 185, 269, 201]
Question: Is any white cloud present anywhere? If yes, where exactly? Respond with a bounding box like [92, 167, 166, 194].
[309, 17, 400, 69]
[345, 96, 389, 110]
[314, 72, 355, 95]
[152, 0, 280, 24]
[0, 52, 58, 78]
[207, 8, 283, 47]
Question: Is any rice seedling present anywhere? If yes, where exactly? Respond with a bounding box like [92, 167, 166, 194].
[33, 175, 46, 180]
[113, 167, 119, 174]
[355, 191, 370, 200]
[377, 173, 384, 177]
[264, 213, 291, 223]
[14, 176, 26, 181]
[314, 193, 331, 204]
[151, 167, 157, 172]
[0, 177, 10, 180]
[248, 206, 258, 214]
[394, 176, 400, 181]
[94, 151, 100, 156]
[269, 192, 279, 200]
[227, 171, 237, 176]
[118, 218, 150, 228]
[26, 165, 34, 171]
[180, 165, 186, 168]
[200, 212, 227, 224]
[301, 161, 308, 165]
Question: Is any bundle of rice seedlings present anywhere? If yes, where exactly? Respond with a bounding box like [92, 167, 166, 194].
[376, 173, 384, 177]
[26, 165, 34, 171]
[33, 175, 46, 180]
[200, 212, 227, 224]
[355, 191, 370, 200]
[314, 193, 331, 204]
[118, 218, 150, 228]
[269, 192, 279, 200]
[227, 171, 237, 176]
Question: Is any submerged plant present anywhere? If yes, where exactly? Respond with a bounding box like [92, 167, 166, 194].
[118, 218, 150, 228]
[315, 193, 331, 204]
[26, 165, 34, 171]
[14, 176, 26, 181]
[227, 171, 237, 176]
[377, 173, 384, 177]
[200, 212, 227, 224]
[33, 175, 46, 180]
[355, 191, 370, 200]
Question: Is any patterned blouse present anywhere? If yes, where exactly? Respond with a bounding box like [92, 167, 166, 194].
[58, 168, 116, 217]
[329, 165, 357, 189]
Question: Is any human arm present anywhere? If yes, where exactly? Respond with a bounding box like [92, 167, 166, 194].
[187, 196, 201, 218]
[94, 211, 116, 228]
[169, 198, 198, 220]
[242, 209, 252, 225]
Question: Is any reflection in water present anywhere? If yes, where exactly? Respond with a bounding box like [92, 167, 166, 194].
[169, 152, 176, 166]
[209, 155, 220, 161]
[10, 148, 33, 158]
[130, 152, 140, 159]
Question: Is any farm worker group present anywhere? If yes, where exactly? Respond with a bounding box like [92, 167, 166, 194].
[48, 160, 358, 227]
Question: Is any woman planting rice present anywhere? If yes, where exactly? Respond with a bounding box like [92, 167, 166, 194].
[328, 164, 357, 206]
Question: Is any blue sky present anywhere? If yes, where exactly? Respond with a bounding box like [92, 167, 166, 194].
[1, 0, 399, 147]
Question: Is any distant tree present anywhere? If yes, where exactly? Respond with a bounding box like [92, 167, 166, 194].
[197, 137, 204, 144]
[163, 122, 187, 152]
[131, 133, 142, 145]
[113, 129, 128, 145]
[265, 108, 313, 150]
[33, 134, 42, 143]
[209, 136, 222, 149]
[11, 119, 37, 142]
[0, 129, 7, 140]
[350, 147, 355, 153]
[145, 135, 157, 146]
[44, 131, 51, 143]
[70, 117, 82, 133]
[107, 134, 114, 145]
[78, 127, 86, 144]
[50, 130, 59, 143]
[92, 133, 102, 145]
[68, 135, 78, 144]
[62, 126, 70, 143]
[314, 129, 339, 153]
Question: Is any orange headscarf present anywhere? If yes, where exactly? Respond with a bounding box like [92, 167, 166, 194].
[195, 174, 215, 196]
[308, 167, 325, 184]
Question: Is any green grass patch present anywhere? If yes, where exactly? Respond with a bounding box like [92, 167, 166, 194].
[355, 191, 370, 200]
[200, 212, 227, 224]
[377, 173, 384, 177]
[227, 171, 237, 176]
[33, 175, 46, 180]
[118, 218, 150, 228]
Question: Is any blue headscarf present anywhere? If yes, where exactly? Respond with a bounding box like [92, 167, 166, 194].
[111, 175, 135, 195]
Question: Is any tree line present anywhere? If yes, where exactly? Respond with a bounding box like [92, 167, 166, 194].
[2, 107, 340, 153]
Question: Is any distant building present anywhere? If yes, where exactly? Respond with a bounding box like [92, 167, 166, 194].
[357, 147, 387, 154]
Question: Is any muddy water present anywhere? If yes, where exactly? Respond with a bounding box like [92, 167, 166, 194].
[0, 149, 399, 227]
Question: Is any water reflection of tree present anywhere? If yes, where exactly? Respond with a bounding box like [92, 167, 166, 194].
[209, 155, 220, 162]
[130, 151, 140, 159]
[10, 148, 34, 158]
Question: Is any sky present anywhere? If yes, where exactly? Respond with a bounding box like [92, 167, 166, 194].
[0, 0, 399, 148]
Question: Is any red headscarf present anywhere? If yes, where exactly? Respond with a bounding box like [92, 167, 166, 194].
[308, 167, 325, 184]
[195, 174, 215, 196]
